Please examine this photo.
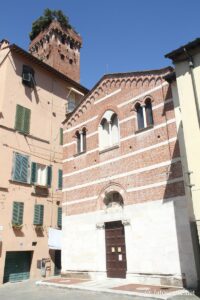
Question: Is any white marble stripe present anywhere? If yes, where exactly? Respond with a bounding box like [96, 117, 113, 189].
[152, 98, 173, 110]
[119, 115, 136, 124]
[62, 196, 98, 206]
[63, 115, 98, 133]
[62, 195, 185, 210]
[94, 88, 121, 104]
[63, 136, 177, 178]
[127, 177, 183, 192]
[120, 118, 176, 142]
[62, 156, 180, 192]
[117, 82, 168, 108]
[63, 147, 98, 163]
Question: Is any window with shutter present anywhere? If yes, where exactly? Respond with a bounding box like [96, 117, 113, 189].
[12, 202, 24, 226]
[58, 170, 63, 190]
[33, 204, 44, 226]
[31, 162, 51, 187]
[22, 65, 35, 88]
[12, 152, 30, 183]
[15, 105, 31, 134]
[57, 207, 62, 228]
[60, 128, 63, 145]
[47, 166, 52, 187]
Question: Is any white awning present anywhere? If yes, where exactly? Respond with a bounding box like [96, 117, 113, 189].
[48, 228, 62, 250]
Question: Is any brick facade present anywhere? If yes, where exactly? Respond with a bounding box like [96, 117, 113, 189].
[29, 20, 81, 82]
[63, 67, 184, 214]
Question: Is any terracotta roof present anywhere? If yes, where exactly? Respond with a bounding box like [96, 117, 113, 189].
[7, 43, 88, 94]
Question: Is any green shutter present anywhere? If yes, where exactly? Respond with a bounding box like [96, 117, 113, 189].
[15, 105, 31, 134]
[57, 207, 62, 228]
[58, 169, 63, 190]
[47, 166, 52, 187]
[23, 108, 31, 134]
[60, 128, 63, 145]
[15, 105, 24, 132]
[33, 204, 44, 225]
[13, 153, 29, 183]
[31, 162, 37, 184]
[12, 202, 24, 225]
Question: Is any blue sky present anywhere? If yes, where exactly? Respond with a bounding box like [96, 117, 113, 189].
[1, 0, 200, 89]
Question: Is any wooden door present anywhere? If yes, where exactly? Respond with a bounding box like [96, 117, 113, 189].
[105, 221, 127, 278]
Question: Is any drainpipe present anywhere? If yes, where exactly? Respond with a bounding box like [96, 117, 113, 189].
[183, 48, 200, 128]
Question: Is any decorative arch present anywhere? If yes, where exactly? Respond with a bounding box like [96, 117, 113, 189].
[99, 110, 120, 150]
[97, 182, 126, 210]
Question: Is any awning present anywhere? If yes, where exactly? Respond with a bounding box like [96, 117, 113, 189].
[48, 228, 62, 250]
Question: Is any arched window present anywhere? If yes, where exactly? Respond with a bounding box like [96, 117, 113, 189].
[136, 103, 144, 130]
[75, 131, 81, 154]
[99, 110, 119, 150]
[145, 99, 154, 126]
[111, 113, 119, 145]
[76, 128, 87, 154]
[135, 99, 154, 131]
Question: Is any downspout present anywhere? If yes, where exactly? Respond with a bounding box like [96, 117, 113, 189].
[183, 48, 200, 128]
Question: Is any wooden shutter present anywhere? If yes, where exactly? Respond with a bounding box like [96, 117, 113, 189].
[46, 166, 52, 187]
[15, 105, 31, 134]
[58, 170, 63, 190]
[60, 128, 63, 145]
[23, 108, 31, 134]
[31, 162, 37, 184]
[15, 105, 24, 132]
[12, 202, 24, 225]
[13, 153, 29, 183]
[33, 204, 44, 225]
[57, 207, 62, 228]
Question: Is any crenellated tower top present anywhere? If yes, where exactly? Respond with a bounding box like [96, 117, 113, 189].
[29, 20, 82, 82]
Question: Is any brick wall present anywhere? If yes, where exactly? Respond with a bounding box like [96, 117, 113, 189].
[63, 67, 184, 216]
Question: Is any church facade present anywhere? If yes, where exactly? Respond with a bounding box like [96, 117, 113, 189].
[62, 67, 198, 288]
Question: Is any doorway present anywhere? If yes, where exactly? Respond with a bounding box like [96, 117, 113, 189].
[105, 221, 127, 278]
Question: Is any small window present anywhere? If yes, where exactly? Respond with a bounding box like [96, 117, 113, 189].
[76, 129, 86, 154]
[135, 99, 153, 131]
[136, 103, 144, 130]
[33, 204, 44, 226]
[22, 65, 35, 88]
[69, 59, 73, 65]
[60, 128, 63, 145]
[58, 169, 63, 190]
[57, 207, 62, 229]
[31, 163, 52, 187]
[145, 99, 154, 126]
[12, 152, 30, 183]
[12, 202, 24, 226]
[60, 54, 65, 60]
[67, 93, 76, 113]
[15, 104, 31, 134]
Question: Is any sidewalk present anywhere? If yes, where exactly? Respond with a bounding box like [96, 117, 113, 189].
[36, 277, 198, 299]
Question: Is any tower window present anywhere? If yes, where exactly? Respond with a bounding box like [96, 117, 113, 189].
[60, 54, 65, 60]
[69, 59, 73, 65]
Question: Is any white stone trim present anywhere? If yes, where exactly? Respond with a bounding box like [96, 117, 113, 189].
[62, 196, 98, 206]
[64, 116, 98, 133]
[94, 88, 121, 105]
[121, 118, 176, 142]
[62, 156, 180, 192]
[63, 136, 177, 178]
[119, 115, 136, 124]
[127, 177, 184, 192]
[152, 98, 173, 110]
[63, 141, 76, 148]
[63, 147, 98, 163]
[117, 82, 168, 108]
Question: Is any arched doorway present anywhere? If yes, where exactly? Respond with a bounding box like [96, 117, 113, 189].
[103, 191, 127, 278]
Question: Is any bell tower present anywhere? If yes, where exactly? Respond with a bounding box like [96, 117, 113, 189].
[29, 20, 82, 83]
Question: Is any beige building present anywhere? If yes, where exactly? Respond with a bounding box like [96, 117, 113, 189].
[165, 38, 200, 284]
[0, 39, 87, 284]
